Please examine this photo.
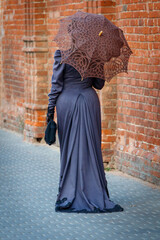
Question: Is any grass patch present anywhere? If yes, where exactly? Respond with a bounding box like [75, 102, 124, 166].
[105, 167, 112, 171]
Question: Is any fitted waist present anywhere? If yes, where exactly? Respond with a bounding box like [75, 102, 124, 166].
[63, 84, 92, 91]
[59, 85, 98, 100]
[63, 77, 93, 90]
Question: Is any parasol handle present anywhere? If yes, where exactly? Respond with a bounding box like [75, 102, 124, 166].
[99, 31, 103, 36]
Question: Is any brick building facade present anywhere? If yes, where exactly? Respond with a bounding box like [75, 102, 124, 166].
[0, 0, 159, 185]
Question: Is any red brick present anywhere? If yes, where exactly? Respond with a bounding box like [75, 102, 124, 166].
[98, 1, 116, 7]
[150, 171, 160, 178]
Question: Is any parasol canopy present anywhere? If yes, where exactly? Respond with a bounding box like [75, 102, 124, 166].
[53, 11, 133, 82]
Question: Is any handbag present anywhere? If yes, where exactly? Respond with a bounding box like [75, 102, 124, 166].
[44, 119, 57, 145]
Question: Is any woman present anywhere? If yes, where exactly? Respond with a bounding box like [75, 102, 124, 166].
[46, 49, 124, 213]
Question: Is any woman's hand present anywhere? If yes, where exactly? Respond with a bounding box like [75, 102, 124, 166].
[46, 107, 55, 124]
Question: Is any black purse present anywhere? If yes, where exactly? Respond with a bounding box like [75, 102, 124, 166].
[44, 119, 57, 145]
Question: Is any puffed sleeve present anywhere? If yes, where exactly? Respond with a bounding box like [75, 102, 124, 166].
[92, 78, 105, 90]
[48, 50, 65, 112]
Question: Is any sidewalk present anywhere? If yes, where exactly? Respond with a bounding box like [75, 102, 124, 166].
[0, 128, 160, 240]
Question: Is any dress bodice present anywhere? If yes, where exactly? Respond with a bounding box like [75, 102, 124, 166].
[47, 49, 105, 111]
[63, 63, 93, 90]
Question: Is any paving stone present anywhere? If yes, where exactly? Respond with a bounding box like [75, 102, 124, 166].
[0, 128, 160, 240]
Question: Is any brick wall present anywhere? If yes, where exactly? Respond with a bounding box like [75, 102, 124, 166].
[0, 0, 159, 185]
[1, 0, 25, 133]
[22, 0, 48, 142]
[114, 0, 160, 185]
[0, 0, 3, 125]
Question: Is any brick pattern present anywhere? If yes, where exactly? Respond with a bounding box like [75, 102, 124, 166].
[22, 0, 48, 142]
[114, 0, 160, 185]
[0, 0, 159, 185]
[0, 0, 2, 125]
[1, 0, 25, 133]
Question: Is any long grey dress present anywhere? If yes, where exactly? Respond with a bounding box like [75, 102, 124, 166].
[48, 49, 124, 213]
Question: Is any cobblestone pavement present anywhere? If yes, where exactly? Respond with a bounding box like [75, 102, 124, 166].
[0, 128, 160, 240]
